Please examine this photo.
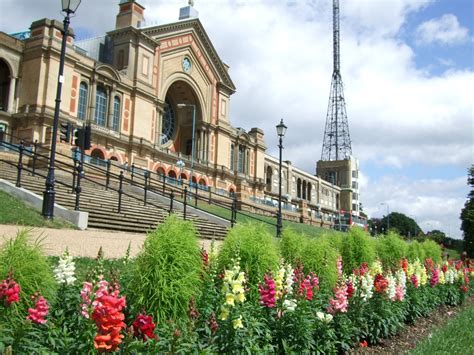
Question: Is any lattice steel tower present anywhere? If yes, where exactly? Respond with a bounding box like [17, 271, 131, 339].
[321, 0, 352, 161]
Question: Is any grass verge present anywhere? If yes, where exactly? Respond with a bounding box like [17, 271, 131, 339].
[0, 190, 75, 229]
[410, 299, 474, 354]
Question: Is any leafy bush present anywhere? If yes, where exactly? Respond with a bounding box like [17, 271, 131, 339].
[218, 222, 280, 288]
[0, 229, 56, 310]
[422, 239, 442, 263]
[340, 228, 376, 274]
[375, 232, 407, 269]
[125, 215, 202, 322]
[406, 240, 425, 261]
[280, 229, 305, 264]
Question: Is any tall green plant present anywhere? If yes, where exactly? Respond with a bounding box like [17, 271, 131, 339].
[125, 215, 202, 322]
[406, 240, 425, 261]
[218, 222, 280, 289]
[340, 228, 376, 274]
[0, 229, 56, 311]
[375, 232, 407, 270]
[422, 239, 442, 263]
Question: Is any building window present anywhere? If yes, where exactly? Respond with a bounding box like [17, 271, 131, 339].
[161, 99, 175, 144]
[352, 181, 358, 189]
[353, 192, 359, 200]
[265, 166, 272, 191]
[78, 82, 88, 120]
[297, 178, 302, 198]
[112, 96, 121, 131]
[238, 145, 245, 173]
[352, 203, 358, 211]
[0, 59, 10, 111]
[352, 170, 358, 178]
[307, 183, 312, 202]
[230, 144, 235, 171]
[95, 86, 107, 126]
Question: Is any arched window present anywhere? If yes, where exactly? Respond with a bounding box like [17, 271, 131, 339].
[238, 145, 245, 173]
[265, 166, 273, 191]
[78, 82, 88, 120]
[0, 59, 11, 111]
[117, 49, 125, 69]
[302, 180, 307, 200]
[297, 178, 302, 199]
[95, 86, 107, 126]
[112, 96, 121, 131]
[307, 183, 312, 202]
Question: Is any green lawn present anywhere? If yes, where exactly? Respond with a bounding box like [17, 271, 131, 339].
[0, 190, 75, 229]
[410, 301, 474, 354]
[182, 196, 343, 238]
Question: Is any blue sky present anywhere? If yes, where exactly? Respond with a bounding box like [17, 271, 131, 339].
[1, 0, 473, 238]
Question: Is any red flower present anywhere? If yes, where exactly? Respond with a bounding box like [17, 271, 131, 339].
[188, 298, 200, 320]
[0, 275, 21, 306]
[201, 248, 209, 267]
[455, 261, 463, 271]
[410, 274, 419, 288]
[400, 258, 408, 274]
[425, 258, 434, 272]
[259, 273, 277, 308]
[360, 340, 368, 347]
[132, 313, 156, 341]
[92, 292, 126, 352]
[442, 264, 448, 273]
[208, 313, 219, 334]
[430, 268, 439, 287]
[346, 281, 355, 299]
[374, 274, 389, 294]
[26, 295, 49, 324]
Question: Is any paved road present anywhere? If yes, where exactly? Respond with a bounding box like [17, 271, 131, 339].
[0, 225, 220, 259]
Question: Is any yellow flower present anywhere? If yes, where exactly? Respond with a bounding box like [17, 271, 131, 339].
[220, 306, 229, 320]
[232, 316, 243, 329]
[226, 293, 235, 306]
[232, 280, 244, 294]
[235, 292, 246, 303]
[224, 270, 234, 283]
[237, 272, 245, 283]
[439, 272, 446, 285]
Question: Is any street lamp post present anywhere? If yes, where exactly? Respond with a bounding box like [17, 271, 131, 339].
[177, 104, 196, 189]
[42, 0, 81, 219]
[276, 119, 287, 238]
[381, 202, 390, 232]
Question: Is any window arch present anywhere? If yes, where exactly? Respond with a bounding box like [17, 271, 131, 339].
[78, 82, 88, 120]
[307, 183, 312, 202]
[112, 96, 121, 131]
[265, 165, 273, 191]
[0, 59, 11, 112]
[297, 178, 302, 199]
[95, 86, 107, 126]
[230, 144, 235, 171]
[302, 180, 307, 200]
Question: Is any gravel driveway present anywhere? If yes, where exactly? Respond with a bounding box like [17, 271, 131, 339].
[0, 225, 220, 259]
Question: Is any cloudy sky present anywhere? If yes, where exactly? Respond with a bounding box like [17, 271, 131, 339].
[1, 0, 473, 238]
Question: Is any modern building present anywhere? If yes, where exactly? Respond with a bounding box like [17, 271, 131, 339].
[0, 0, 342, 226]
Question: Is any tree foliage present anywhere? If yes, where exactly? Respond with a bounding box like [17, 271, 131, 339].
[370, 212, 422, 238]
[460, 165, 474, 257]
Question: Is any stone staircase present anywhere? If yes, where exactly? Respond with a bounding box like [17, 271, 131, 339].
[0, 159, 229, 240]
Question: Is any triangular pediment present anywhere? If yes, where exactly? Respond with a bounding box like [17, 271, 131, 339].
[95, 64, 121, 82]
[141, 18, 235, 94]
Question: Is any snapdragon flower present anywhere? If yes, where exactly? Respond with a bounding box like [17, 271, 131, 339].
[54, 250, 76, 285]
[360, 273, 374, 301]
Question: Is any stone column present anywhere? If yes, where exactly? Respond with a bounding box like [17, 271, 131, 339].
[199, 128, 204, 161]
[7, 76, 16, 114]
[206, 128, 211, 163]
[155, 107, 162, 148]
[107, 85, 116, 129]
[89, 78, 97, 124]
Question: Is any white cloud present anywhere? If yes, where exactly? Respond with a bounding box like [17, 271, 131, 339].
[416, 14, 470, 45]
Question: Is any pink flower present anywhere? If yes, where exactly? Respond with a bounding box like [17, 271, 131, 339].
[259, 273, 277, 308]
[410, 274, 419, 288]
[0, 274, 21, 306]
[328, 283, 348, 314]
[394, 285, 405, 301]
[27, 295, 49, 324]
[336, 257, 343, 278]
[430, 268, 439, 287]
[133, 313, 156, 341]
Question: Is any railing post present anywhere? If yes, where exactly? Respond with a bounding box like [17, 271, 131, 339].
[16, 141, 25, 188]
[71, 156, 77, 193]
[118, 170, 124, 213]
[231, 197, 236, 228]
[162, 175, 166, 193]
[194, 184, 198, 208]
[183, 186, 188, 220]
[32, 140, 38, 176]
[105, 159, 111, 190]
[74, 161, 83, 211]
[208, 189, 211, 204]
[169, 190, 174, 215]
[131, 163, 135, 185]
[144, 171, 149, 206]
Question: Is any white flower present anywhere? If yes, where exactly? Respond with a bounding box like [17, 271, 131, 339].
[316, 311, 325, 321]
[360, 274, 374, 301]
[387, 274, 396, 300]
[283, 299, 297, 312]
[324, 314, 333, 323]
[54, 250, 76, 285]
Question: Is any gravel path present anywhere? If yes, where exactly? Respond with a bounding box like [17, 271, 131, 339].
[0, 225, 221, 259]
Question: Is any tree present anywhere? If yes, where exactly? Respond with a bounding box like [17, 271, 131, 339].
[460, 165, 474, 257]
[376, 212, 422, 238]
[425, 229, 446, 244]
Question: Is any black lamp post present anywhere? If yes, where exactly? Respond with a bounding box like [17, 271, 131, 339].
[276, 118, 287, 237]
[42, 0, 81, 218]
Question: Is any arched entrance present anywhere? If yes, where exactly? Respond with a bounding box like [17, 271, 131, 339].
[0, 59, 11, 111]
[160, 80, 208, 161]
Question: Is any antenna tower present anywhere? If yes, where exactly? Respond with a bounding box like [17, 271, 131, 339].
[321, 0, 352, 161]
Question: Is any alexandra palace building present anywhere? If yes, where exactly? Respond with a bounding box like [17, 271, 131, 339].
[0, 0, 360, 228]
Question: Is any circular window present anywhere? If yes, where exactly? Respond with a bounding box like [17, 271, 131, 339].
[161, 99, 175, 145]
[182, 57, 191, 72]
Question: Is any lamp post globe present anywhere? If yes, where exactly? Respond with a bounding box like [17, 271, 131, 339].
[276, 119, 287, 238]
[42, 0, 81, 218]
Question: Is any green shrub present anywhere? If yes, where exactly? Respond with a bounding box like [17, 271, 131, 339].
[340, 228, 376, 274]
[218, 222, 280, 289]
[0, 229, 56, 311]
[125, 215, 202, 322]
[280, 230, 339, 291]
[406, 240, 425, 261]
[375, 232, 408, 269]
[422, 239, 442, 263]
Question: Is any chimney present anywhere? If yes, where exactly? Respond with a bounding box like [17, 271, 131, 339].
[115, 0, 145, 29]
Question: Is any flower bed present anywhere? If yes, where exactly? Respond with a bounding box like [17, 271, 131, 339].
[0, 218, 473, 353]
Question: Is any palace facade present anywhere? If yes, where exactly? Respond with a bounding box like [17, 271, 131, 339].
[0, 0, 349, 226]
